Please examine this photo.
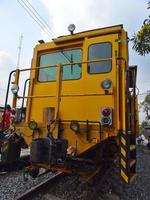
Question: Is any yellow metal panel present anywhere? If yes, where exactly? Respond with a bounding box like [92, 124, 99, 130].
[14, 26, 130, 156]
[53, 25, 122, 44]
[120, 30, 128, 131]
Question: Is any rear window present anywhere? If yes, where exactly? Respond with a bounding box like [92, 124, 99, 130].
[88, 42, 112, 74]
[38, 49, 82, 82]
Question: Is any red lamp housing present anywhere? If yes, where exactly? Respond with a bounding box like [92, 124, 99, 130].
[101, 107, 112, 126]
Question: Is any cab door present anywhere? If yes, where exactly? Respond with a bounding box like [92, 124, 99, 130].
[82, 34, 120, 132]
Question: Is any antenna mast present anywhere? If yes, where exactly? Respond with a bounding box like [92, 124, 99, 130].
[16, 34, 23, 68]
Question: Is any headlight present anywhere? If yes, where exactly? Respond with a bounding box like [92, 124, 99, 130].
[101, 79, 112, 90]
[68, 24, 76, 34]
[70, 120, 80, 133]
[28, 120, 38, 130]
[11, 84, 19, 94]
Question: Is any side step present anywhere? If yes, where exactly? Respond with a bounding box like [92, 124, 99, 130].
[119, 131, 136, 184]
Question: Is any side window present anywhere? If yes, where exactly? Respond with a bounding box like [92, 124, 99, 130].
[62, 50, 82, 80]
[38, 53, 58, 82]
[38, 49, 82, 82]
[88, 42, 112, 74]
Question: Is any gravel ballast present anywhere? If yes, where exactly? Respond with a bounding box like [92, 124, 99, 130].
[121, 145, 150, 200]
[0, 141, 150, 200]
[0, 170, 54, 200]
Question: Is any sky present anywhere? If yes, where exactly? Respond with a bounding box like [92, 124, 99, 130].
[0, 0, 149, 122]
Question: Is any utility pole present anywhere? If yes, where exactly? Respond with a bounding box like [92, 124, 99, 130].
[16, 34, 23, 68]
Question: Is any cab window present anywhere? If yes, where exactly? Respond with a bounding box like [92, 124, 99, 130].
[38, 49, 82, 82]
[88, 42, 112, 74]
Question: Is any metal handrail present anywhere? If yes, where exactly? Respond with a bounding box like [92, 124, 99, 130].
[17, 58, 112, 72]
[20, 78, 30, 120]
[2, 57, 112, 130]
[13, 58, 113, 100]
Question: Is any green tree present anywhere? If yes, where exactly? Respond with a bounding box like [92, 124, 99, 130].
[141, 94, 150, 119]
[140, 120, 148, 129]
[132, 2, 150, 56]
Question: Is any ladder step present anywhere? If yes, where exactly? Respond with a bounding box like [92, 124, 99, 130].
[130, 159, 136, 167]
[130, 145, 136, 151]
[128, 131, 132, 134]
[128, 131, 136, 135]
[129, 173, 136, 184]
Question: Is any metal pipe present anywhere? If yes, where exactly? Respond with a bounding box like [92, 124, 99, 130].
[17, 93, 112, 99]
[21, 78, 30, 120]
[16, 58, 112, 72]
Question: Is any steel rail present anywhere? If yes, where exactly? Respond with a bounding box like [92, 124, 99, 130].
[16, 172, 63, 200]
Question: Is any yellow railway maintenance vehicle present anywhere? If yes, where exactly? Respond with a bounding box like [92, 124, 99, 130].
[4, 24, 139, 183]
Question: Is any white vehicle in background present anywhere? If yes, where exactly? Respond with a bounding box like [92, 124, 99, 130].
[136, 134, 148, 146]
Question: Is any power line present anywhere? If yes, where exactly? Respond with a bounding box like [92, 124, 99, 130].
[17, 0, 51, 38]
[17, 0, 74, 64]
[25, 0, 57, 37]
[18, 0, 53, 38]
[17, 0, 55, 38]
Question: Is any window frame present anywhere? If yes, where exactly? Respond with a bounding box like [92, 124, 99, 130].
[87, 42, 112, 75]
[37, 48, 83, 83]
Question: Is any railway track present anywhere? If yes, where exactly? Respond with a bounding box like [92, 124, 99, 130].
[16, 172, 64, 200]
[15, 159, 119, 200]
[82, 162, 120, 200]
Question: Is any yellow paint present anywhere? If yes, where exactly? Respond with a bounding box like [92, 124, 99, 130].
[121, 158, 126, 169]
[121, 170, 129, 183]
[12, 25, 139, 155]
[12, 68, 20, 108]
[121, 147, 126, 157]
[121, 137, 126, 146]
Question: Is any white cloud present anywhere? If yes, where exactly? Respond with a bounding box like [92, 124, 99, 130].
[0, 51, 15, 104]
[39, 0, 149, 123]
[39, 0, 148, 37]
[39, 0, 106, 37]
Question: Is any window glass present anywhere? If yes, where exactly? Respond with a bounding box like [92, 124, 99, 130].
[38, 49, 82, 82]
[88, 42, 112, 74]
